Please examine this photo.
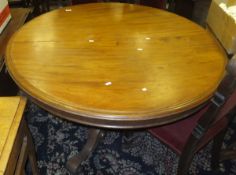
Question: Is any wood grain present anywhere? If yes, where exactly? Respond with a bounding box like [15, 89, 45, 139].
[0, 97, 26, 174]
[6, 3, 227, 128]
[0, 8, 31, 72]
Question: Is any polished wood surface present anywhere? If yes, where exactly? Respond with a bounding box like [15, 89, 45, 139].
[0, 97, 25, 174]
[0, 8, 31, 71]
[0, 8, 31, 96]
[0, 96, 39, 175]
[6, 3, 227, 128]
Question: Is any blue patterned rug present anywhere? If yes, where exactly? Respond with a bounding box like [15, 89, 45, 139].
[25, 102, 236, 175]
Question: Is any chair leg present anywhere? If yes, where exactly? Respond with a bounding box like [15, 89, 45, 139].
[177, 151, 195, 175]
[48, 0, 51, 11]
[25, 120, 40, 175]
[211, 129, 227, 170]
[32, 0, 41, 15]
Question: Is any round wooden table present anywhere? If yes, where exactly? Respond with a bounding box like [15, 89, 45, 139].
[6, 3, 227, 129]
[5, 3, 227, 173]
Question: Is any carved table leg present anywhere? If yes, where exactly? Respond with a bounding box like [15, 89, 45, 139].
[66, 128, 104, 174]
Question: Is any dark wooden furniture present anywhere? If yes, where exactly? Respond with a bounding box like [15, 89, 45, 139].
[149, 57, 236, 174]
[5, 3, 227, 173]
[0, 8, 31, 96]
[174, 0, 194, 19]
[212, 56, 236, 167]
[9, 0, 40, 15]
[34, 0, 50, 13]
[0, 97, 39, 175]
[139, 0, 165, 9]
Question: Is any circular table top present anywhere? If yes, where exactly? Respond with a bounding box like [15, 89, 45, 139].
[6, 3, 227, 129]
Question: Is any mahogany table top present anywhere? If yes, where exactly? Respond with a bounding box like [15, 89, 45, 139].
[5, 3, 227, 128]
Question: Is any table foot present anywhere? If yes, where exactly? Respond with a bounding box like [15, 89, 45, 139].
[66, 128, 104, 174]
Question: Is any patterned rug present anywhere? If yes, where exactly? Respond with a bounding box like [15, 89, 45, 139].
[25, 102, 236, 175]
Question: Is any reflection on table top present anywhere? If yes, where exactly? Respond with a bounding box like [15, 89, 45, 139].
[6, 3, 227, 128]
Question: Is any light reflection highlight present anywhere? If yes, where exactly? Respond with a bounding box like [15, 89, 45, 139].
[105, 82, 112, 86]
[65, 9, 72, 12]
[137, 48, 143, 51]
[89, 39, 95, 43]
[142, 88, 148, 92]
